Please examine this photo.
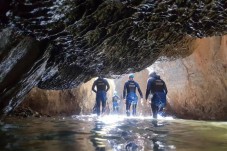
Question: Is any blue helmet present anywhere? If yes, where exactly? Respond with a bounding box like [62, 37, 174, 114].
[128, 73, 134, 79]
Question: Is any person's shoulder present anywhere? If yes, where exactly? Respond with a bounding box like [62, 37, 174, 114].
[133, 81, 139, 85]
[148, 77, 156, 81]
[103, 78, 108, 82]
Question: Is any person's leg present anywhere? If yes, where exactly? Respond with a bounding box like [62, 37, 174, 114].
[96, 94, 101, 116]
[102, 100, 106, 114]
[92, 103, 97, 114]
[126, 100, 131, 116]
[132, 103, 137, 116]
[151, 103, 158, 119]
[116, 104, 119, 113]
[113, 103, 115, 112]
[158, 107, 164, 116]
[101, 92, 106, 114]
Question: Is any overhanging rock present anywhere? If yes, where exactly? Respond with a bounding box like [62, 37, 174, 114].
[0, 0, 227, 114]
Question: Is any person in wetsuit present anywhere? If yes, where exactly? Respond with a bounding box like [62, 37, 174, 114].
[145, 72, 168, 119]
[123, 73, 143, 116]
[112, 91, 120, 114]
[92, 76, 110, 116]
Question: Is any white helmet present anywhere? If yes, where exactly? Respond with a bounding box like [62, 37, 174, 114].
[114, 91, 117, 95]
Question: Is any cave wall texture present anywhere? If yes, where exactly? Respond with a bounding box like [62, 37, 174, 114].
[1, 0, 227, 115]
[150, 35, 227, 120]
[19, 71, 149, 116]
[14, 35, 227, 119]
[20, 78, 115, 116]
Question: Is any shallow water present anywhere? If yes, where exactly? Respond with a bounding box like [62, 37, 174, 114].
[0, 115, 227, 151]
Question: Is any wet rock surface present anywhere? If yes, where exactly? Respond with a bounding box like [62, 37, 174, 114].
[16, 78, 115, 116]
[8, 106, 49, 118]
[1, 0, 227, 115]
[150, 35, 227, 120]
[0, 28, 50, 115]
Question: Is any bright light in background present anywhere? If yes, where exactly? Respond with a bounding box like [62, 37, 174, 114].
[97, 115, 174, 124]
[147, 66, 155, 75]
[72, 114, 174, 122]
[157, 114, 174, 120]
[97, 115, 125, 124]
[146, 61, 164, 75]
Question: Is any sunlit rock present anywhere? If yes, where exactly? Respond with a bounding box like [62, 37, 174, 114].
[19, 78, 115, 116]
[150, 35, 227, 120]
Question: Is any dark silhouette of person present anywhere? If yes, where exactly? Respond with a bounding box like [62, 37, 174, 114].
[145, 72, 168, 119]
[123, 73, 143, 116]
[92, 76, 110, 116]
[112, 91, 120, 114]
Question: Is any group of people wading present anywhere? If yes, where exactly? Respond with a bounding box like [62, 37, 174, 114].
[92, 72, 168, 119]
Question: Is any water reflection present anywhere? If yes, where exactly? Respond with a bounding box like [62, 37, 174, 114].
[89, 115, 174, 151]
[90, 121, 108, 151]
[1, 116, 227, 151]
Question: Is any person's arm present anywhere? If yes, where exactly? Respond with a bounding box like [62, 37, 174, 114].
[116, 95, 120, 100]
[116, 95, 120, 103]
[123, 83, 127, 99]
[92, 81, 97, 93]
[163, 81, 168, 94]
[145, 79, 151, 100]
[136, 83, 143, 98]
[105, 80, 110, 92]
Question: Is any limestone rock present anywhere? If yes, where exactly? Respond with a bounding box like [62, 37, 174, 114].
[20, 78, 115, 116]
[150, 35, 227, 120]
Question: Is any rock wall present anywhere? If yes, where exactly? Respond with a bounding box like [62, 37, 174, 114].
[150, 35, 227, 120]
[1, 0, 227, 115]
[20, 79, 115, 116]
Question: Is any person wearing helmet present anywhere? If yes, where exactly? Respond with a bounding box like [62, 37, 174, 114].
[112, 91, 120, 114]
[123, 73, 143, 116]
[145, 72, 168, 119]
[92, 76, 110, 116]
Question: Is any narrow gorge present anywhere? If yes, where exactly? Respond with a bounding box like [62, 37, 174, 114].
[17, 35, 227, 120]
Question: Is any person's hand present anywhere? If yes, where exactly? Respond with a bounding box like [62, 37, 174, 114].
[123, 99, 126, 104]
[147, 100, 151, 105]
[163, 107, 167, 112]
[140, 98, 144, 106]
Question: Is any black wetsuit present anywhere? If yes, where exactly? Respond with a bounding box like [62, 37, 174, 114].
[92, 77, 110, 116]
[145, 75, 167, 118]
[123, 80, 143, 116]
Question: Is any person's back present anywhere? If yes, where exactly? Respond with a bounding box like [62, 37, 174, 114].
[93, 78, 109, 92]
[92, 77, 110, 116]
[124, 80, 138, 94]
[146, 72, 167, 118]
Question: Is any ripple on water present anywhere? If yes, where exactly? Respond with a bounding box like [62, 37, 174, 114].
[1, 116, 227, 151]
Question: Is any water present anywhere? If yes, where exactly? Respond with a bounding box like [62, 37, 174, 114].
[0, 115, 227, 151]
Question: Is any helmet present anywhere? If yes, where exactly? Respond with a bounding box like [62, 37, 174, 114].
[114, 91, 117, 95]
[128, 73, 134, 79]
[98, 74, 104, 79]
[149, 71, 157, 77]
